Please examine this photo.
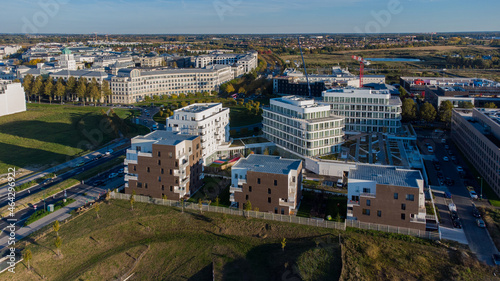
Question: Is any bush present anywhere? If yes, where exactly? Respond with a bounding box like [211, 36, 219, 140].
[24, 198, 76, 226]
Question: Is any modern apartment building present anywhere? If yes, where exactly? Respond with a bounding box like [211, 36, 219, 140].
[50, 70, 108, 84]
[263, 96, 344, 157]
[124, 131, 203, 200]
[0, 80, 26, 117]
[451, 108, 500, 197]
[110, 66, 233, 104]
[194, 51, 258, 74]
[230, 154, 303, 215]
[58, 48, 77, 70]
[347, 164, 426, 231]
[322, 87, 402, 134]
[166, 103, 230, 164]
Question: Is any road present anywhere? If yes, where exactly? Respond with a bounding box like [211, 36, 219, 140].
[0, 166, 125, 238]
[133, 106, 163, 130]
[0, 149, 126, 211]
[417, 128, 498, 265]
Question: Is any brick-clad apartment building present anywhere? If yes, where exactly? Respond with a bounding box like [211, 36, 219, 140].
[230, 154, 303, 215]
[124, 131, 203, 200]
[346, 164, 426, 231]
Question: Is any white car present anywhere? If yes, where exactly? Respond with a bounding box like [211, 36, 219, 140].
[469, 190, 478, 200]
[443, 156, 449, 162]
[428, 146, 434, 153]
[336, 179, 343, 188]
[108, 173, 118, 179]
[456, 166, 464, 172]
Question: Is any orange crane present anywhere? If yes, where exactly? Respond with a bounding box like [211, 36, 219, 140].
[351, 55, 370, 88]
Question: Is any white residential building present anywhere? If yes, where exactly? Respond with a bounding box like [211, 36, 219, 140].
[110, 66, 233, 104]
[263, 96, 344, 157]
[58, 48, 77, 70]
[0, 45, 22, 57]
[166, 103, 230, 164]
[0, 80, 26, 117]
[195, 51, 258, 74]
[50, 70, 108, 84]
[322, 87, 402, 134]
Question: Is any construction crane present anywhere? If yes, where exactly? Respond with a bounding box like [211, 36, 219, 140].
[298, 37, 311, 97]
[351, 55, 370, 88]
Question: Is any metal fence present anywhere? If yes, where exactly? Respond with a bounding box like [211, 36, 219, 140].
[110, 192, 440, 240]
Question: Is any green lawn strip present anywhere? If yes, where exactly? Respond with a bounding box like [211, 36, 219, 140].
[153, 111, 167, 124]
[24, 198, 76, 226]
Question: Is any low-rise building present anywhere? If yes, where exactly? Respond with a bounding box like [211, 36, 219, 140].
[263, 96, 344, 158]
[230, 154, 303, 215]
[195, 51, 258, 74]
[50, 70, 108, 84]
[451, 108, 500, 197]
[322, 87, 402, 134]
[347, 164, 426, 231]
[0, 80, 26, 117]
[166, 103, 230, 164]
[124, 131, 203, 200]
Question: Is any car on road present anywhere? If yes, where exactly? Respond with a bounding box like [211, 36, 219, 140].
[450, 210, 459, 221]
[469, 190, 478, 200]
[445, 177, 454, 186]
[93, 180, 105, 186]
[445, 191, 452, 198]
[76, 161, 85, 167]
[437, 171, 444, 179]
[443, 156, 449, 162]
[456, 166, 464, 173]
[108, 173, 118, 179]
[41, 178, 54, 185]
[448, 150, 453, 155]
[152, 124, 157, 131]
[428, 146, 434, 153]
[477, 219, 486, 228]
[93, 154, 103, 161]
[336, 179, 343, 188]
[472, 204, 481, 218]
[452, 218, 462, 229]
[105, 149, 113, 155]
[441, 138, 447, 144]
[444, 145, 449, 150]
[118, 168, 124, 174]
[451, 156, 457, 162]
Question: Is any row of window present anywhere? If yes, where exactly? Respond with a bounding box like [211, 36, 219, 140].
[362, 209, 407, 220]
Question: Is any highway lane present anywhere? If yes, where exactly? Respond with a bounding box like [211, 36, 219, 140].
[0, 149, 126, 209]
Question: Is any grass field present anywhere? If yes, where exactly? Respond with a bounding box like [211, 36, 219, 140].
[6, 199, 497, 280]
[479, 207, 500, 251]
[0, 104, 145, 174]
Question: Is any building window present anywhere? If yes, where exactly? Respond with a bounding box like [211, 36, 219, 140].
[235, 174, 238, 179]
[145, 183, 148, 189]
[401, 204, 406, 210]
[406, 194, 414, 201]
[377, 210, 382, 217]
[394, 193, 398, 199]
[268, 188, 271, 194]
[170, 186, 173, 191]
[292, 176, 296, 183]
[170, 169, 172, 175]
[362, 209, 370, 215]
[362, 188, 370, 193]
[158, 176, 161, 182]
[161, 168, 164, 174]
[133, 166, 136, 171]
[268, 197, 271, 203]
[157, 151, 161, 157]
[275, 207, 278, 214]
[137, 182, 142, 188]
[274, 180, 277, 186]
[245, 195, 249, 200]
[366, 199, 371, 206]
[401, 213, 406, 220]
[249, 186, 252, 192]
[169, 152, 173, 158]
[258, 178, 261, 184]
[281, 209, 285, 215]
[162, 185, 165, 191]
[147, 167, 150, 173]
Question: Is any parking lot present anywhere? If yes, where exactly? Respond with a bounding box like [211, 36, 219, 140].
[417, 129, 498, 264]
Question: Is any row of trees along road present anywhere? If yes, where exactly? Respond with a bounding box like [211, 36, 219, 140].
[21, 74, 112, 106]
[400, 86, 498, 125]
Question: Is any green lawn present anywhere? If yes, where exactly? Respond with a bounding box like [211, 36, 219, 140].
[229, 106, 262, 127]
[6, 199, 496, 280]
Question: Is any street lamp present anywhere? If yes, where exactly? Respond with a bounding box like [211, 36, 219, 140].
[478, 176, 483, 200]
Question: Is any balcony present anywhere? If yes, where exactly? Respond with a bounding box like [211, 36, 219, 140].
[179, 177, 190, 187]
[179, 159, 189, 169]
[126, 149, 137, 155]
[279, 198, 295, 207]
[124, 166, 129, 174]
[410, 216, 427, 223]
[124, 174, 138, 181]
[230, 193, 235, 202]
[237, 178, 247, 186]
[124, 158, 138, 165]
[347, 200, 360, 206]
[230, 185, 242, 193]
[138, 151, 153, 158]
[360, 192, 376, 198]
[173, 169, 186, 178]
[124, 182, 129, 188]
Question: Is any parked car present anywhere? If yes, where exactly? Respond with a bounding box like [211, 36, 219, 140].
[451, 156, 457, 162]
[472, 204, 481, 218]
[469, 190, 478, 200]
[93, 180, 105, 186]
[108, 173, 118, 179]
[428, 146, 434, 153]
[437, 171, 444, 179]
[441, 139, 447, 144]
[445, 191, 452, 198]
[105, 149, 113, 155]
[118, 168, 124, 174]
[336, 179, 343, 188]
[445, 177, 454, 186]
[444, 145, 449, 150]
[443, 156, 449, 162]
[477, 219, 486, 228]
[93, 154, 103, 161]
[452, 218, 462, 229]
[457, 166, 464, 173]
[492, 254, 500, 265]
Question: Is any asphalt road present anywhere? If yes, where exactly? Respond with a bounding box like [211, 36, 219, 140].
[0, 165, 125, 234]
[417, 129, 498, 265]
[0, 149, 126, 210]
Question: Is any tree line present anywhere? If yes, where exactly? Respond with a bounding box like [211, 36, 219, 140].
[21, 74, 112, 106]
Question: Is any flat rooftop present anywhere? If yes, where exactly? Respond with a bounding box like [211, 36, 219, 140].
[176, 103, 220, 113]
[349, 164, 422, 188]
[134, 130, 198, 146]
[233, 154, 301, 175]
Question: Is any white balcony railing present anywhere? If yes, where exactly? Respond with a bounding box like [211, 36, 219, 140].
[179, 159, 189, 169]
[360, 192, 376, 198]
[410, 216, 427, 223]
[279, 199, 295, 207]
[230, 185, 242, 193]
[124, 174, 138, 181]
[138, 152, 153, 158]
[229, 194, 235, 202]
[180, 177, 189, 187]
[124, 159, 138, 165]
[237, 178, 247, 186]
[348, 200, 360, 206]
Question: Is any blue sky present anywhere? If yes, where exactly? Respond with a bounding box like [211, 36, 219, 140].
[1, 0, 499, 34]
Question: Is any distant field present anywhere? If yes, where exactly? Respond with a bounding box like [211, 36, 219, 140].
[0, 104, 145, 174]
[6, 199, 496, 280]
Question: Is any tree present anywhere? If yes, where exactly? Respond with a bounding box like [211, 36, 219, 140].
[22, 74, 33, 100]
[130, 190, 136, 210]
[76, 78, 87, 106]
[458, 101, 474, 108]
[281, 238, 287, 252]
[53, 220, 60, 237]
[485, 102, 497, 109]
[89, 84, 100, 105]
[54, 80, 66, 104]
[23, 249, 32, 270]
[54, 236, 62, 256]
[438, 100, 454, 123]
[244, 200, 252, 212]
[101, 80, 112, 105]
[105, 191, 111, 202]
[263, 147, 269, 155]
[399, 86, 408, 100]
[198, 199, 203, 214]
[66, 76, 76, 101]
[402, 98, 417, 121]
[95, 203, 100, 219]
[226, 84, 235, 94]
[420, 102, 437, 123]
[238, 87, 246, 95]
[215, 197, 219, 207]
[44, 80, 54, 104]
[31, 76, 43, 103]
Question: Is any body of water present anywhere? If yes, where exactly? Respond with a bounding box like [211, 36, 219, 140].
[366, 58, 422, 62]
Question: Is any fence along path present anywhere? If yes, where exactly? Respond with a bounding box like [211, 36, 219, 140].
[111, 192, 440, 240]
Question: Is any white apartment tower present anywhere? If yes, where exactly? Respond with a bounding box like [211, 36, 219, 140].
[0, 80, 26, 117]
[166, 103, 230, 164]
[263, 96, 344, 157]
[58, 48, 77, 70]
[322, 87, 402, 134]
